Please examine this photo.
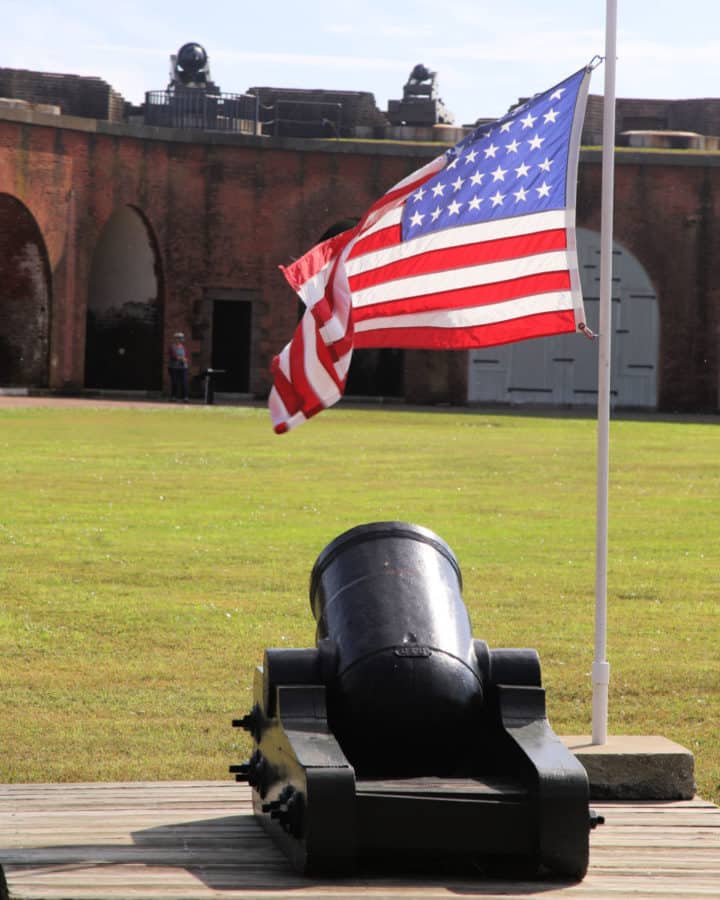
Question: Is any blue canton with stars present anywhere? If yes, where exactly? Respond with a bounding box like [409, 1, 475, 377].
[402, 69, 586, 240]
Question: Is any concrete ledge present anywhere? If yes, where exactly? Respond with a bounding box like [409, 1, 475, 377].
[562, 735, 695, 801]
[0, 387, 29, 396]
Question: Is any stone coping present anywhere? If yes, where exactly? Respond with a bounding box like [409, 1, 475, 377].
[562, 734, 695, 800]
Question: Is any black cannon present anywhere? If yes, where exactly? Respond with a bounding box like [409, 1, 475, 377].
[231, 522, 601, 877]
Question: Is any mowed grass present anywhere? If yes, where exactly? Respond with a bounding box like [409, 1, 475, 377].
[0, 401, 717, 804]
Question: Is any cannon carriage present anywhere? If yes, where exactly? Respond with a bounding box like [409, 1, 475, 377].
[231, 522, 601, 877]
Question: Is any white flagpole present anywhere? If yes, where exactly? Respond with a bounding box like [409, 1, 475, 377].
[592, 0, 618, 745]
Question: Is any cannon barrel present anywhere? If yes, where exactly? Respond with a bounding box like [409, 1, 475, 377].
[310, 522, 482, 774]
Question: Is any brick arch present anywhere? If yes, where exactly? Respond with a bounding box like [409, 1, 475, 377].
[84, 204, 164, 391]
[316, 218, 360, 243]
[0, 192, 51, 387]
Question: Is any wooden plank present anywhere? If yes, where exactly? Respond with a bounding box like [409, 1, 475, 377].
[1, 781, 719, 899]
[356, 776, 527, 796]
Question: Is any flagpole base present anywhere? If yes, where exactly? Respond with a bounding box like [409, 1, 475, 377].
[562, 734, 695, 800]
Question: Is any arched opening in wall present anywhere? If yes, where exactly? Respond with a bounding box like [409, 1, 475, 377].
[0, 193, 51, 387]
[467, 229, 659, 409]
[85, 205, 163, 390]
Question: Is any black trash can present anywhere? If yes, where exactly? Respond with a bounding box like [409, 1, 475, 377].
[202, 368, 226, 404]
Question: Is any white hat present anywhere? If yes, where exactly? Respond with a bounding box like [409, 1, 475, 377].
[174, 332, 185, 339]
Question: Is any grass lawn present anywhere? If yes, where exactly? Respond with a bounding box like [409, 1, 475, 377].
[0, 400, 717, 804]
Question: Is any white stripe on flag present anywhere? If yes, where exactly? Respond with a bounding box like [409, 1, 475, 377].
[354, 290, 575, 334]
[347, 209, 568, 275]
[300, 313, 341, 406]
[351, 250, 572, 308]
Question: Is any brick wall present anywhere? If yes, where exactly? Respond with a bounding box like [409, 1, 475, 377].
[0, 110, 718, 410]
[578, 151, 720, 410]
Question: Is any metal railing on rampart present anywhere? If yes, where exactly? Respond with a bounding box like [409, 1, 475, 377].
[144, 90, 260, 133]
[259, 99, 343, 138]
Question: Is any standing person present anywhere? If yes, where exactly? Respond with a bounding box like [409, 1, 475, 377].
[168, 332, 190, 402]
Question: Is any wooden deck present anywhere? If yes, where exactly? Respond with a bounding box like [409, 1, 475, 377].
[0, 781, 718, 898]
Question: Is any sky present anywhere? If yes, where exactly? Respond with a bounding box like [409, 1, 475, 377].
[5, 1, 718, 127]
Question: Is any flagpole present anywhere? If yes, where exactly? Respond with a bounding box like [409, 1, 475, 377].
[592, 0, 618, 745]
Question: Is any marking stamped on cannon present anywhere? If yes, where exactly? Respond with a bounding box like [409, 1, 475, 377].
[393, 645, 432, 658]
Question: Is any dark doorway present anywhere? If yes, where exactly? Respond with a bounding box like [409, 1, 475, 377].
[345, 348, 404, 398]
[211, 300, 252, 392]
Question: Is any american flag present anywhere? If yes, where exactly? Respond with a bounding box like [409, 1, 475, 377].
[270, 67, 591, 433]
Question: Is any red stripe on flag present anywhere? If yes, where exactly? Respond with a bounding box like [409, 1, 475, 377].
[349, 228, 568, 292]
[286, 324, 318, 417]
[283, 320, 344, 421]
[281, 228, 356, 292]
[352, 270, 571, 321]
[270, 355, 302, 418]
[329, 332, 353, 361]
[348, 223, 402, 259]
[354, 309, 578, 350]
[307, 322, 346, 410]
[311, 296, 333, 326]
